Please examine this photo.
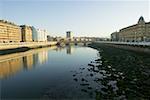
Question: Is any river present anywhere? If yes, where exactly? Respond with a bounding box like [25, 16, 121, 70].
[0, 45, 149, 99]
[0, 46, 99, 99]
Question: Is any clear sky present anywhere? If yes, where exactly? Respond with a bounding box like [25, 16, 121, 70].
[0, 0, 149, 38]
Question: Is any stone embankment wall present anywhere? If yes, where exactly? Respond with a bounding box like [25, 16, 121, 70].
[0, 42, 57, 50]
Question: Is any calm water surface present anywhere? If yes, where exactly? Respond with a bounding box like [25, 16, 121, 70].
[0, 46, 99, 99]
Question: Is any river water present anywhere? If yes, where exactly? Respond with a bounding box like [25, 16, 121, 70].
[0, 45, 149, 99]
[0, 46, 100, 99]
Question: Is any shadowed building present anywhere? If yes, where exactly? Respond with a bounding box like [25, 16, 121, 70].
[66, 31, 72, 41]
[31, 26, 38, 42]
[111, 32, 119, 41]
[118, 16, 150, 42]
[0, 20, 21, 43]
[20, 25, 32, 42]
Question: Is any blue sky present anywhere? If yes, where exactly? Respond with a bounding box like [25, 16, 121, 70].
[0, 0, 149, 37]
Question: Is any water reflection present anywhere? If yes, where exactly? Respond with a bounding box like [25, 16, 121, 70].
[0, 47, 55, 79]
[66, 45, 74, 54]
[0, 57, 23, 79]
[0, 46, 99, 99]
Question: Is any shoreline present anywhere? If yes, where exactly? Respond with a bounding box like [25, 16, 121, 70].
[0, 42, 57, 55]
[89, 42, 150, 54]
[88, 42, 150, 99]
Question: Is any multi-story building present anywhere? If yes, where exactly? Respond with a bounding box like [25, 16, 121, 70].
[111, 31, 119, 41]
[31, 26, 38, 42]
[0, 20, 21, 43]
[118, 16, 150, 42]
[66, 31, 72, 41]
[37, 29, 47, 42]
[20, 25, 32, 42]
[31, 27, 47, 42]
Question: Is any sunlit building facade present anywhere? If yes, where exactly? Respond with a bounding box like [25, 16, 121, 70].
[37, 29, 47, 42]
[0, 20, 21, 43]
[20, 25, 32, 42]
[118, 16, 150, 42]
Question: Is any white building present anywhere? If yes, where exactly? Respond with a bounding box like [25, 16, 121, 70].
[36, 29, 47, 42]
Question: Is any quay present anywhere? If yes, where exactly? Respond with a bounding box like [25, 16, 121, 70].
[0, 42, 57, 50]
[0, 42, 57, 55]
[93, 41, 150, 54]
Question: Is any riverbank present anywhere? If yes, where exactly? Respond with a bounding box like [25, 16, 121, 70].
[88, 42, 150, 99]
[93, 42, 150, 54]
[0, 42, 57, 55]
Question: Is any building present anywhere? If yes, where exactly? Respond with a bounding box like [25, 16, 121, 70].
[111, 32, 119, 41]
[0, 20, 21, 43]
[31, 27, 47, 42]
[31, 26, 38, 42]
[37, 29, 47, 42]
[118, 16, 150, 42]
[47, 35, 54, 41]
[20, 25, 32, 42]
[66, 31, 72, 41]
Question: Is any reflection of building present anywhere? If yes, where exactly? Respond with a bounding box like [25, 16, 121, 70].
[22, 54, 33, 70]
[33, 53, 39, 67]
[0, 58, 23, 79]
[115, 16, 150, 42]
[66, 46, 74, 55]
[111, 32, 119, 41]
[0, 48, 50, 79]
[0, 20, 21, 43]
[20, 25, 32, 42]
[38, 50, 48, 64]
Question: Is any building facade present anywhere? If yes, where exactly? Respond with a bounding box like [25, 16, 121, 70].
[37, 29, 47, 42]
[0, 20, 21, 43]
[31, 27, 47, 42]
[31, 26, 38, 42]
[20, 25, 32, 42]
[66, 31, 72, 41]
[111, 32, 119, 41]
[118, 16, 150, 42]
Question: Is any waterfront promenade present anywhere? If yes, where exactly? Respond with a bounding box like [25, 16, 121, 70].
[0, 42, 57, 50]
